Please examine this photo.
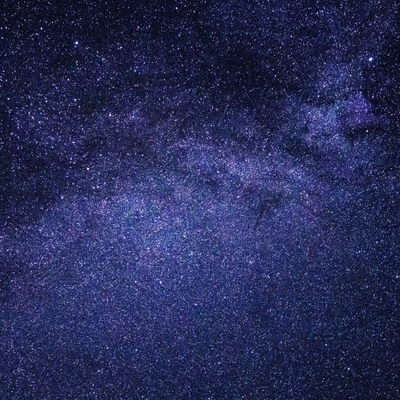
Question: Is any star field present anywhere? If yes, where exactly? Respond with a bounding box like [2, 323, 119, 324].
[1, 1, 399, 399]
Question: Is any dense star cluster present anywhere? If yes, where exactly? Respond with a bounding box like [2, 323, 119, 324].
[1, 0, 399, 398]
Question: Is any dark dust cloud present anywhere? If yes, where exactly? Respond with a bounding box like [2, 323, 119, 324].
[1, 1, 399, 399]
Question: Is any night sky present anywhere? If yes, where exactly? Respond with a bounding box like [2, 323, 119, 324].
[1, 1, 399, 399]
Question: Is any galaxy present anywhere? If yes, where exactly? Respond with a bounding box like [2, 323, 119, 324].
[1, 1, 399, 398]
